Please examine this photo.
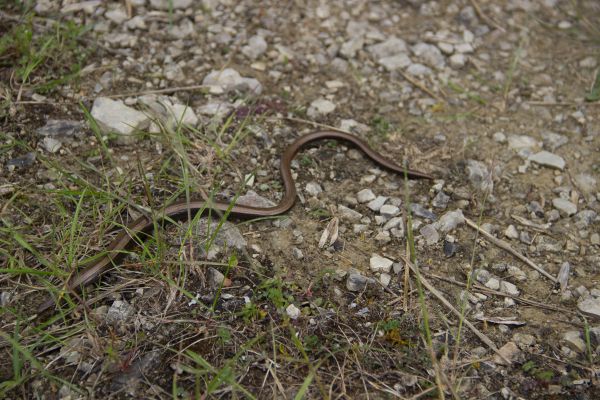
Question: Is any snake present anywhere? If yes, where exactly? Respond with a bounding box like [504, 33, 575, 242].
[37, 130, 433, 315]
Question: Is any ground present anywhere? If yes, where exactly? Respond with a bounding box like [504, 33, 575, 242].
[0, 0, 599, 399]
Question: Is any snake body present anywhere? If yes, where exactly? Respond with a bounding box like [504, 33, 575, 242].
[38, 130, 432, 314]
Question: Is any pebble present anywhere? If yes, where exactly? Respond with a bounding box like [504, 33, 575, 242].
[552, 198, 577, 216]
[383, 216, 403, 231]
[485, 277, 500, 291]
[563, 331, 586, 353]
[432, 191, 450, 209]
[307, 99, 336, 118]
[579, 56, 598, 69]
[406, 63, 432, 76]
[434, 210, 465, 232]
[443, 240, 459, 257]
[237, 190, 276, 208]
[500, 281, 520, 296]
[357, 189, 376, 203]
[541, 131, 568, 151]
[449, 53, 466, 68]
[493, 342, 521, 365]
[41, 137, 62, 153]
[420, 224, 440, 245]
[202, 68, 262, 95]
[574, 174, 597, 194]
[338, 205, 363, 222]
[380, 204, 400, 218]
[208, 267, 225, 288]
[504, 225, 519, 239]
[367, 196, 388, 212]
[378, 54, 412, 71]
[6, 152, 36, 171]
[578, 298, 600, 318]
[411, 42, 445, 69]
[513, 333, 536, 348]
[411, 204, 436, 220]
[36, 119, 85, 138]
[305, 181, 323, 196]
[292, 247, 304, 259]
[370, 254, 394, 273]
[466, 160, 493, 192]
[528, 151, 566, 170]
[242, 35, 267, 59]
[346, 272, 373, 292]
[106, 300, 135, 325]
[368, 37, 408, 59]
[286, 304, 301, 320]
[90, 97, 150, 144]
[379, 273, 392, 287]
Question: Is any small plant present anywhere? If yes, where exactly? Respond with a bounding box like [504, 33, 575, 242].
[0, 14, 90, 93]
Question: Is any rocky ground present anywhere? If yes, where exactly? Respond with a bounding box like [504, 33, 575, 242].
[1, 0, 599, 398]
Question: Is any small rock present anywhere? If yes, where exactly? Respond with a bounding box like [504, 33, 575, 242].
[370, 254, 394, 273]
[383, 216, 403, 231]
[41, 137, 62, 153]
[378, 54, 412, 71]
[574, 174, 597, 194]
[541, 131, 568, 151]
[411, 42, 445, 69]
[578, 298, 600, 318]
[500, 281, 520, 296]
[367, 196, 388, 212]
[420, 224, 440, 245]
[292, 247, 304, 260]
[443, 240, 459, 257]
[410, 203, 436, 220]
[242, 35, 268, 59]
[237, 190, 276, 208]
[91, 97, 150, 144]
[203, 68, 262, 95]
[563, 331, 586, 353]
[346, 273, 373, 292]
[305, 181, 323, 196]
[406, 63, 432, 76]
[485, 277, 501, 291]
[380, 273, 392, 287]
[449, 53, 466, 68]
[307, 99, 336, 118]
[434, 210, 465, 232]
[466, 160, 493, 192]
[380, 204, 400, 218]
[338, 205, 363, 222]
[552, 198, 577, 216]
[106, 300, 135, 325]
[493, 342, 521, 365]
[36, 119, 85, 138]
[513, 333, 536, 348]
[6, 152, 36, 171]
[529, 151, 566, 170]
[432, 191, 450, 209]
[357, 189, 376, 203]
[368, 37, 408, 59]
[340, 36, 364, 58]
[579, 56, 597, 69]
[286, 304, 301, 320]
[504, 225, 519, 239]
[208, 268, 225, 288]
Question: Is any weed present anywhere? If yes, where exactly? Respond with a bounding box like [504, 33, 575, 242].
[0, 14, 90, 93]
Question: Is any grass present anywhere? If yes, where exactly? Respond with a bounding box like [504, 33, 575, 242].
[0, 12, 90, 93]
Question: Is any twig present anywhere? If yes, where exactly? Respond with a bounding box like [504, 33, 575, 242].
[527, 101, 600, 107]
[400, 255, 511, 365]
[104, 85, 210, 99]
[469, 0, 506, 32]
[464, 217, 557, 283]
[396, 69, 445, 103]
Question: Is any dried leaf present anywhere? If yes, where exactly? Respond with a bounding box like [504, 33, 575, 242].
[318, 217, 339, 249]
[557, 261, 570, 292]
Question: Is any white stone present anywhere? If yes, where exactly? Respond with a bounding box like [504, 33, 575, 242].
[338, 205, 363, 222]
[380, 273, 392, 287]
[552, 198, 577, 216]
[307, 99, 336, 118]
[529, 151, 566, 170]
[91, 97, 150, 144]
[286, 304, 301, 320]
[305, 181, 323, 196]
[504, 225, 519, 239]
[203, 68, 262, 95]
[370, 254, 394, 273]
[500, 281, 520, 296]
[41, 137, 62, 153]
[367, 196, 388, 212]
[380, 204, 400, 217]
[357, 189, 376, 203]
[242, 35, 268, 59]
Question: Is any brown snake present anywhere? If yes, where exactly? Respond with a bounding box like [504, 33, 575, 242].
[37, 130, 433, 315]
